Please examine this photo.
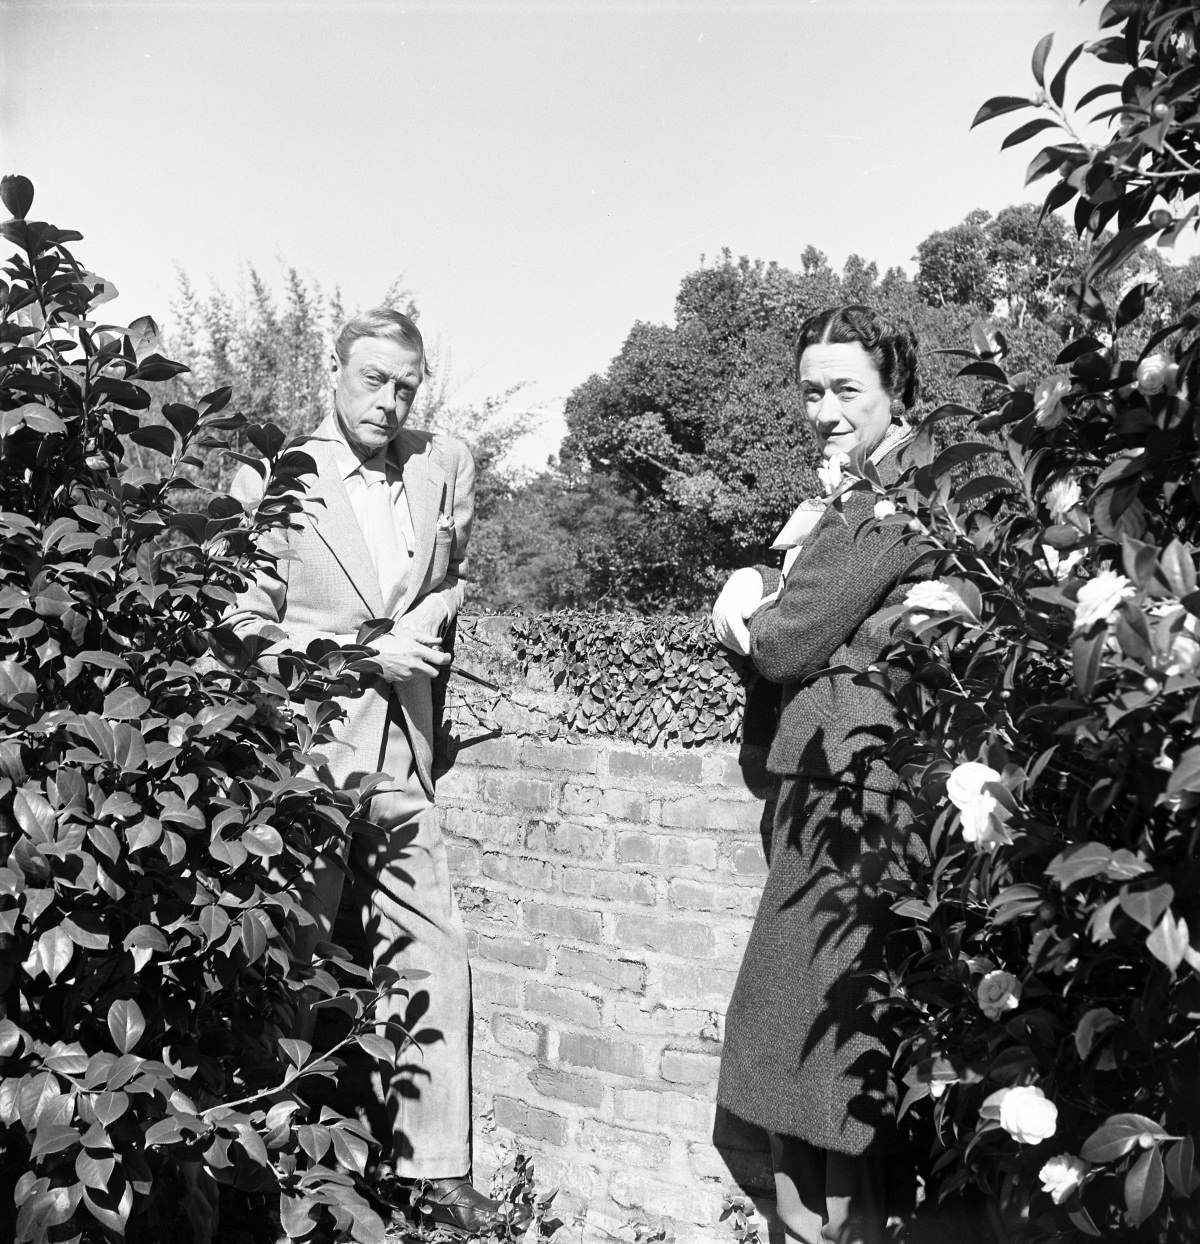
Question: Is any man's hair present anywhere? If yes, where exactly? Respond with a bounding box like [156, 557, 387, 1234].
[333, 308, 433, 380]
[792, 304, 920, 412]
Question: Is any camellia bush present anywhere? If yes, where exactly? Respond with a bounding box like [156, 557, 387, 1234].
[845, 4, 1200, 1240]
[0, 176, 404, 1242]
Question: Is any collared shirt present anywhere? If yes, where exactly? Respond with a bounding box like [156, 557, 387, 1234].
[326, 426, 417, 612]
[327, 429, 417, 557]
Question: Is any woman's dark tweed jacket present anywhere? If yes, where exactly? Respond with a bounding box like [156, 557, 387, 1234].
[716, 441, 932, 1154]
[748, 443, 927, 788]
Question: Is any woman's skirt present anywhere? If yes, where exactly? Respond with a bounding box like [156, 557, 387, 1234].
[716, 775, 918, 1155]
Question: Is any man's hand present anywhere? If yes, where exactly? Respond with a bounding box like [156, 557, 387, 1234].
[711, 567, 768, 656]
[364, 626, 451, 683]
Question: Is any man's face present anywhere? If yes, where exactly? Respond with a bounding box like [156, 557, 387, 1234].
[331, 336, 423, 458]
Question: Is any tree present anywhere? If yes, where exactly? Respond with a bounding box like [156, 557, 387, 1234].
[557, 245, 1062, 613]
[915, 209, 995, 309]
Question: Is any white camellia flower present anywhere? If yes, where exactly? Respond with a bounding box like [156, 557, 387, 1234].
[945, 762, 1009, 848]
[1034, 375, 1072, 428]
[904, 580, 971, 616]
[977, 970, 1021, 1020]
[1136, 353, 1176, 395]
[817, 451, 850, 495]
[997, 1085, 1058, 1145]
[1038, 1154, 1090, 1204]
[1041, 545, 1085, 582]
[874, 498, 896, 520]
[1044, 475, 1082, 520]
[1073, 570, 1136, 633]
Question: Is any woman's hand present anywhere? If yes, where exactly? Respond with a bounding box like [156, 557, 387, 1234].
[711, 567, 767, 656]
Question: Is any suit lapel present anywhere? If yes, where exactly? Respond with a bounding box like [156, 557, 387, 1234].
[397, 431, 446, 617]
[302, 420, 386, 618]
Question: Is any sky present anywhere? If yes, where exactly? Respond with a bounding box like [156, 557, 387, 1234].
[3, 0, 1111, 461]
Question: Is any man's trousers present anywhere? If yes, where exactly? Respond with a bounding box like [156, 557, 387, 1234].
[296, 709, 472, 1180]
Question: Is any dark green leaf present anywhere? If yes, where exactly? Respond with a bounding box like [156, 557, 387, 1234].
[1032, 32, 1053, 86]
[1088, 224, 1161, 283]
[1001, 117, 1062, 150]
[102, 686, 151, 720]
[972, 96, 1036, 128]
[1119, 883, 1173, 932]
[1082, 1114, 1169, 1163]
[1125, 1145, 1165, 1227]
[1049, 43, 1084, 108]
[107, 999, 145, 1054]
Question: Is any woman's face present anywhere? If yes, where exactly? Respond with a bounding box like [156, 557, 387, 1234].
[797, 339, 893, 460]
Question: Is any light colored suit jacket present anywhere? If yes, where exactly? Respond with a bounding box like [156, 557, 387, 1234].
[228, 415, 476, 798]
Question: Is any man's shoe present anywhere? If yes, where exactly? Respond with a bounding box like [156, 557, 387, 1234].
[414, 1176, 532, 1235]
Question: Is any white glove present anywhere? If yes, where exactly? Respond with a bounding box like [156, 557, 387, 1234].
[711, 567, 767, 656]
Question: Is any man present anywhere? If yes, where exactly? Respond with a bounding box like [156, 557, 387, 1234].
[229, 308, 513, 1233]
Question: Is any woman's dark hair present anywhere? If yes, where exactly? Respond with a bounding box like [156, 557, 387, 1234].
[792, 304, 921, 411]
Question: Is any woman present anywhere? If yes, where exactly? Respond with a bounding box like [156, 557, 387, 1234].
[711, 305, 928, 1244]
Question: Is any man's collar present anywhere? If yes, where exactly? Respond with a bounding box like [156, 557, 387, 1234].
[325, 419, 403, 481]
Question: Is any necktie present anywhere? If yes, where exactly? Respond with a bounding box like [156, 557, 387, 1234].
[359, 456, 412, 613]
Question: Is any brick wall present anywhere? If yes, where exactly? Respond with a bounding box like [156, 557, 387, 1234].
[435, 619, 779, 1242]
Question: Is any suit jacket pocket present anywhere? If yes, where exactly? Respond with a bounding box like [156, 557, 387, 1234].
[430, 526, 453, 585]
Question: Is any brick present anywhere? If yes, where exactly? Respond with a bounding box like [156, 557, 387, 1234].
[525, 982, 601, 1029]
[560, 866, 656, 906]
[667, 877, 759, 917]
[493, 1095, 569, 1146]
[716, 926, 753, 961]
[610, 1000, 721, 1042]
[434, 767, 476, 801]
[467, 615, 515, 643]
[481, 851, 555, 891]
[707, 749, 773, 789]
[659, 793, 762, 832]
[607, 1171, 725, 1227]
[471, 1050, 530, 1097]
[555, 947, 647, 994]
[660, 1049, 721, 1086]
[453, 735, 521, 768]
[524, 820, 608, 859]
[441, 809, 522, 848]
[727, 841, 769, 877]
[557, 1033, 644, 1077]
[613, 914, 715, 958]
[445, 841, 481, 877]
[529, 1067, 606, 1108]
[508, 1151, 606, 1203]
[576, 1119, 669, 1168]
[478, 774, 553, 810]
[523, 901, 603, 944]
[613, 1088, 713, 1133]
[616, 830, 719, 870]
[560, 783, 655, 823]
[690, 1139, 774, 1193]
[492, 1013, 545, 1057]
[456, 886, 521, 922]
[476, 935, 549, 972]
[606, 749, 703, 785]
[519, 741, 600, 774]
[472, 967, 523, 1009]
[655, 962, 741, 1010]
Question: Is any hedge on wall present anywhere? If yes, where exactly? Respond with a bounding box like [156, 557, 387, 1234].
[509, 612, 753, 747]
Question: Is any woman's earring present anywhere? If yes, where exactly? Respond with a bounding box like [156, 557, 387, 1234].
[890, 398, 905, 420]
